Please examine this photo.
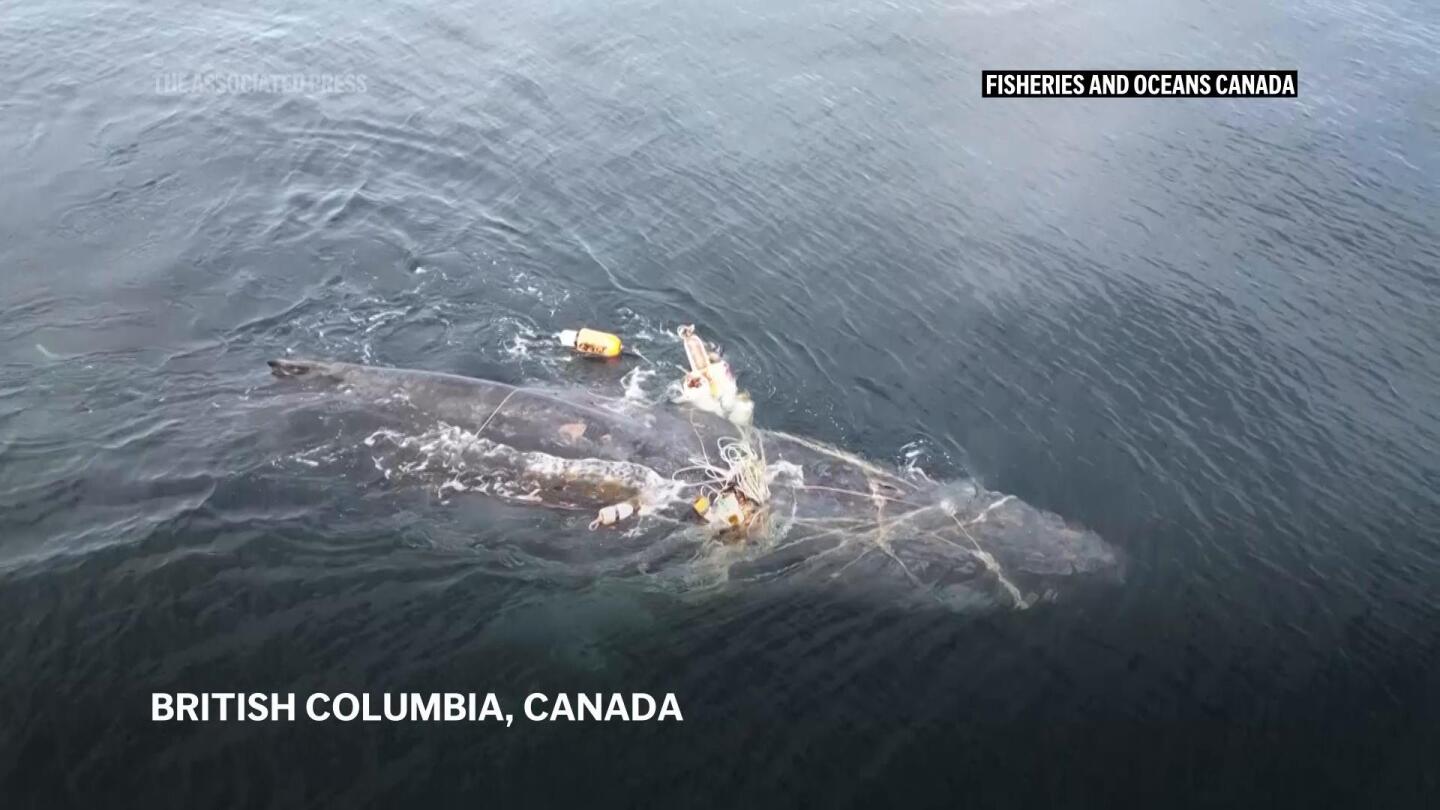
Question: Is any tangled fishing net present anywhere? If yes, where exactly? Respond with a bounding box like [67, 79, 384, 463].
[672, 430, 770, 506]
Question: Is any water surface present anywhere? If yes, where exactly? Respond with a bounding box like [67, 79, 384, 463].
[1, 0, 1437, 806]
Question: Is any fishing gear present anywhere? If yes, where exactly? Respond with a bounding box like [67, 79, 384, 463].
[675, 325, 752, 426]
[589, 499, 638, 531]
[558, 327, 624, 358]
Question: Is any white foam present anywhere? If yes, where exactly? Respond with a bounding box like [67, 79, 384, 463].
[899, 439, 936, 482]
[621, 366, 657, 402]
[505, 332, 533, 358]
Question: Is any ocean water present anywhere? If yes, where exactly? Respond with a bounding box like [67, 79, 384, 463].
[1, 0, 1437, 806]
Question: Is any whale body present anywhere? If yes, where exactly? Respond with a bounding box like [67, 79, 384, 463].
[267, 358, 1121, 610]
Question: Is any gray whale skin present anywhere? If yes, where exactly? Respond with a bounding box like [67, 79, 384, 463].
[269, 358, 1122, 609]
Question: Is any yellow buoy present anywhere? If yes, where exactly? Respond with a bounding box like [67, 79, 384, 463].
[559, 328, 623, 358]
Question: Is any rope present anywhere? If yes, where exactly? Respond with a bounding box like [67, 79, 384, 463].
[671, 433, 770, 505]
[475, 387, 519, 437]
[790, 484, 923, 509]
[945, 505, 1029, 610]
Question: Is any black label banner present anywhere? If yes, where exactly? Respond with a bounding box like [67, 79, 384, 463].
[981, 70, 1298, 98]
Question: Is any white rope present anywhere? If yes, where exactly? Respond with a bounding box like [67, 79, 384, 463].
[790, 484, 923, 509]
[763, 429, 912, 490]
[944, 504, 1029, 610]
[670, 432, 770, 505]
[475, 387, 519, 438]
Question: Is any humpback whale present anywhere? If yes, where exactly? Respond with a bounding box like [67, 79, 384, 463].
[267, 358, 1121, 610]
